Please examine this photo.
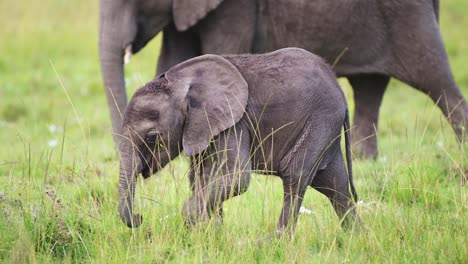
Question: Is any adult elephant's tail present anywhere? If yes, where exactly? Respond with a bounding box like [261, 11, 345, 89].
[344, 109, 358, 202]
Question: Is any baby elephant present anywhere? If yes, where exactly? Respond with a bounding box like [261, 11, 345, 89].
[117, 48, 360, 235]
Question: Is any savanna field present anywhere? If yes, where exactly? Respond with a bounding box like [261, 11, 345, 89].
[0, 0, 467, 262]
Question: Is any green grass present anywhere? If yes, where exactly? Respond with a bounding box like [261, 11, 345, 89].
[0, 0, 467, 262]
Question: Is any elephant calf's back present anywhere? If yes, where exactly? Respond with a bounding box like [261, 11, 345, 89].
[226, 48, 347, 114]
[228, 48, 347, 171]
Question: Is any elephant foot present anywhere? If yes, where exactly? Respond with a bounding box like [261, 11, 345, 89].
[352, 144, 377, 160]
[122, 213, 143, 228]
[352, 135, 378, 160]
[254, 228, 294, 246]
[254, 233, 277, 246]
[213, 211, 223, 226]
[341, 213, 365, 233]
[182, 199, 223, 227]
[182, 208, 210, 227]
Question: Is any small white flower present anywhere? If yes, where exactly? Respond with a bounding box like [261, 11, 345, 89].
[49, 124, 64, 133]
[49, 124, 57, 133]
[299, 206, 313, 215]
[48, 139, 59, 148]
[379, 156, 387, 163]
[437, 141, 444, 147]
[356, 200, 384, 210]
[158, 214, 171, 222]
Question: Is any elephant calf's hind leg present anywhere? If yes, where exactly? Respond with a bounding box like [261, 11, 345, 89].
[311, 153, 361, 229]
[183, 130, 252, 226]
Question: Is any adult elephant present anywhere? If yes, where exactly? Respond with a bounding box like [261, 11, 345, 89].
[99, 0, 468, 159]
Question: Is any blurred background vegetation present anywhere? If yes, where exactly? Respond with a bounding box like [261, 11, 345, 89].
[0, 0, 466, 262]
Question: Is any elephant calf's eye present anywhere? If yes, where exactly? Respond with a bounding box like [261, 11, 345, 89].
[146, 130, 158, 144]
[146, 111, 159, 121]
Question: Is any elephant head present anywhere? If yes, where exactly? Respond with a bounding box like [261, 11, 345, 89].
[99, 0, 225, 145]
[117, 55, 248, 227]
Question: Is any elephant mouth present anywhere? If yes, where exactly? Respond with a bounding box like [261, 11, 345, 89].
[141, 164, 152, 179]
[141, 156, 160, 179]
[140, 151, 168, 179]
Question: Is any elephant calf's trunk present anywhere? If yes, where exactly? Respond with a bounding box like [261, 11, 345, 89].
[118, 193, 143, 228]
[118, 164, 143, 228]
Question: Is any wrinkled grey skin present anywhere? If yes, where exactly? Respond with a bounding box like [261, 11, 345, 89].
[118, 48, 361, 235]
[100, 0, 468, 159]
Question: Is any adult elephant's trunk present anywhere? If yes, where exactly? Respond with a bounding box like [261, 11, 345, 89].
[118, 140, 142, 228]
[99, 44, 127, 146]
[99, 0, 136, 146]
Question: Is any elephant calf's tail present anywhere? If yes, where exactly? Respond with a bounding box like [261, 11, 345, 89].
[344, 109, 358, 202]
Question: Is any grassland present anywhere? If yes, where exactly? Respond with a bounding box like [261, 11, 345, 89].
[0, 0, 467, 262]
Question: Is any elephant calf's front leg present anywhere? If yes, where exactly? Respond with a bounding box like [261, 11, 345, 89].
[182, 164, 251, 226]
[182, 132, 252, 226]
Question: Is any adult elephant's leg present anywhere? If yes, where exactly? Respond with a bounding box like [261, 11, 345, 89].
[348, 74, 390, 160]
[388, 16, 468, 143]
[395, 59, 468, 143]
[156, 22, 200, 75]
[196, 0, 256, 54]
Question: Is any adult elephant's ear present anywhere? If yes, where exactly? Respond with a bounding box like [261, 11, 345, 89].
[173, 0, 224, 31]
[166, 55, 248, 156]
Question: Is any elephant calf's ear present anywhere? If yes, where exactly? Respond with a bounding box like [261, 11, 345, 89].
[166, 55, 248, 156]
[172, 0, 224, 31]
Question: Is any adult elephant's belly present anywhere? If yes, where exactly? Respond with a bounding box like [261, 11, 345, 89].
[258, 0, 388, 76]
